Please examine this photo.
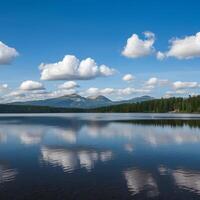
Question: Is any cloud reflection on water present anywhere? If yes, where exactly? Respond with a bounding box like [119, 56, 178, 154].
[0, 132, 7, 143]
[158, 165, 200, 195]
[124, 168, 159, 197]
[41, 146, 113, 172]
[1, 116, 200, 197]
[0, 117, 200, 148]
[0, 163, 17, 184]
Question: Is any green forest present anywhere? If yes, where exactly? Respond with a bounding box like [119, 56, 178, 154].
[0, 104, 84, 113]
[93, 95, 200, 113]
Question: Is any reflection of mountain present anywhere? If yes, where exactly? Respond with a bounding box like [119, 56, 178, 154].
[124, 168, 159, 197]
[0, 163, 17, 184]
[41, 146, 113, 172]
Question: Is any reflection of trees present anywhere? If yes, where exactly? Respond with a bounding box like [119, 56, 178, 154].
[41, 146, 113, 172]
[119, 119, 200, 128]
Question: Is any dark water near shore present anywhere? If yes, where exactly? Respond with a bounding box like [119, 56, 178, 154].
[1, 113, 200, 200]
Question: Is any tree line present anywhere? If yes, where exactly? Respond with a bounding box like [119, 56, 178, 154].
[92, 95, 200, 113]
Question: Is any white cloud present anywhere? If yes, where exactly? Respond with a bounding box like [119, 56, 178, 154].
[85, 87, 114, 96]
[122, 74, 134, 82]
[172, 81, 199, 90]
[164, 90, 190, 98]
[145, 77, 169, 89]
[83, 87, 150, 98]
[2, 88, 77, 103]
[58, 81, 79, 90]
[146, 77, 158, 86]
[122, 31, 155, 58]
[19, 80, 44, 91]
[159, 32, 200, 59]
[0, 84, 9, 93]
[40, 55, 115, 81]
[4, 90, 26, 101]
[0, 41, 19, 64]
[156, 51, 165, 60]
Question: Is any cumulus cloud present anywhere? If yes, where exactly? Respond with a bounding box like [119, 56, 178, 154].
[83, 87, 150, 98]
[0, 85, 77, 103]
[156, 51, 165, 60]
[122, 74, 135, 82]
[0, 41, 19, 64]
[158, 32, 200, 60]
[122, 31, 155, 58]
[163, 81, 200, 98]
[164, 90, 190, 98]
[145, 77, 169, 89]
[19, 80, 44, 91]
[172, 81, 199, 90]
[0, 84, 9, 93]
[2, 87, 77, 103]
[39, 55, 115, 81]
[58, 81, 79, 90]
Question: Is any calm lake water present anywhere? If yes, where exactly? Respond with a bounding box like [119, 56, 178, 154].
[1, 113, 200, 200]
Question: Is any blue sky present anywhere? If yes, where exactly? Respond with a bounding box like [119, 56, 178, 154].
[0, 0, 200, 102]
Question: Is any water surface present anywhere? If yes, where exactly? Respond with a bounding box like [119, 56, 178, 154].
[1, 113, 200, 199]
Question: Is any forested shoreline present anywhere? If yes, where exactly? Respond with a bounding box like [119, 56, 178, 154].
[0, 95, 200, 113]
[93, 96, 200, 113]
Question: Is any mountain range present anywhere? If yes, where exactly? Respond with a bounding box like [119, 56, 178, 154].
[9, 94, 154, 109]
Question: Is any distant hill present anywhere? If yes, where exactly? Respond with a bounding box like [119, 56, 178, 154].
[9, 94, 153, 108]
[115, 95, 154, 104]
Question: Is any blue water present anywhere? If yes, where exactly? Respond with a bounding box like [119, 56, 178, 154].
[1, 113, 200, 199]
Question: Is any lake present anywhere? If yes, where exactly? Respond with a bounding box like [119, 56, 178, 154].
[1, 113, 200, 199]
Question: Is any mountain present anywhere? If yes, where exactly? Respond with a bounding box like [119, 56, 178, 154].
[9, 94, 153, 109]
[87, 95, 113, 107]
[116, 95, 154, 104]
